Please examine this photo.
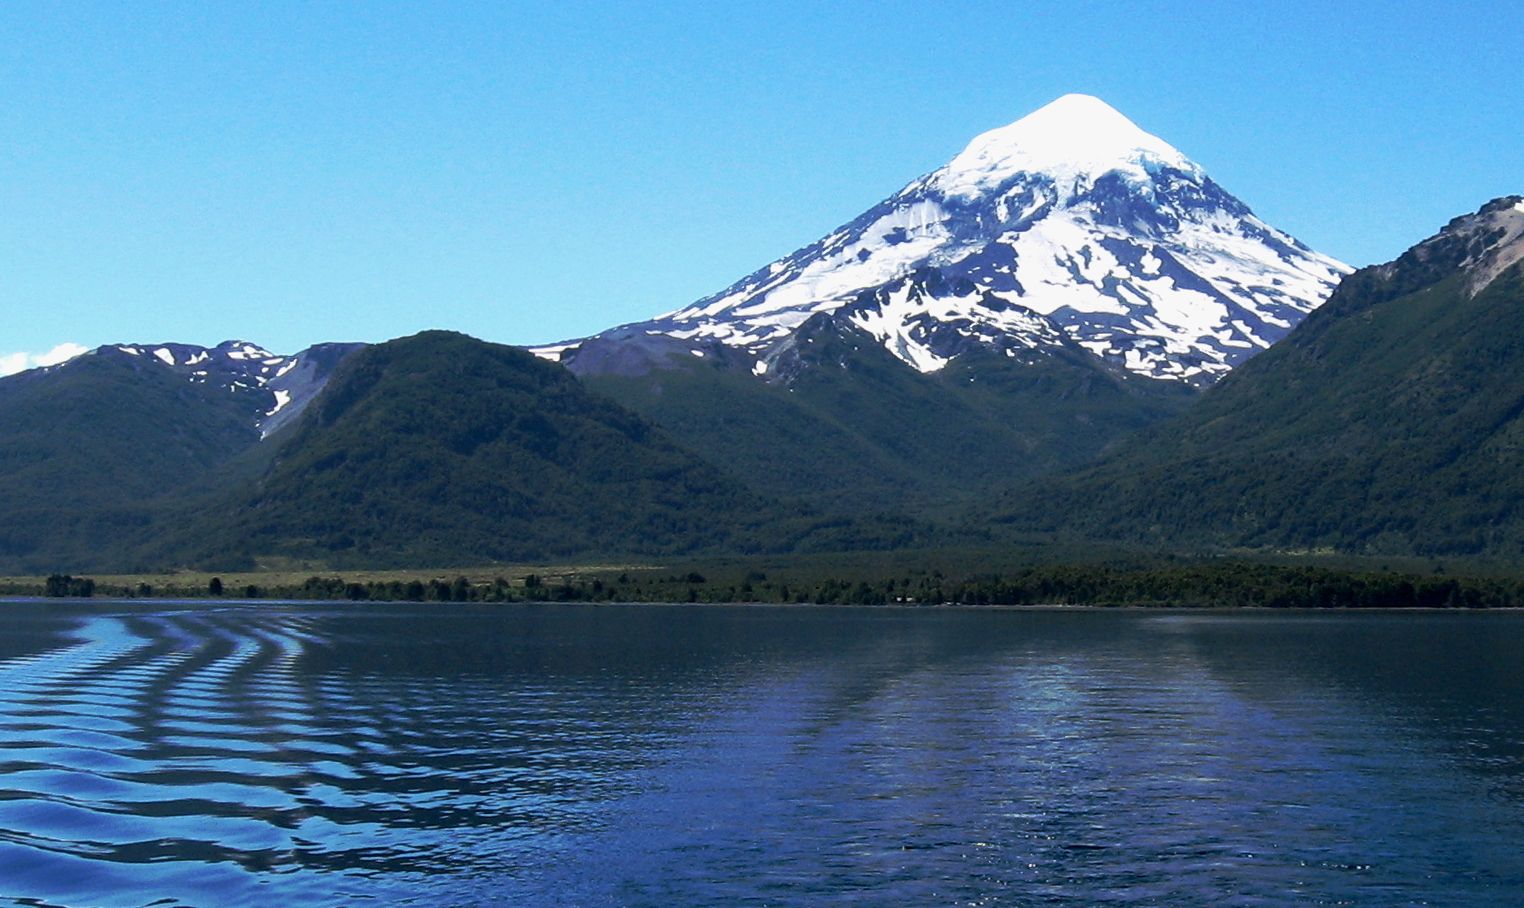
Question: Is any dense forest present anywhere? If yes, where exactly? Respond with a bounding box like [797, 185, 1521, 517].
[994, 200, 1524, 557]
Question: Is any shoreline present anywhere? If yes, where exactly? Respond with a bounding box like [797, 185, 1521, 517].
[8, 558, 1520, 610]
[2, 596, 1520, 613]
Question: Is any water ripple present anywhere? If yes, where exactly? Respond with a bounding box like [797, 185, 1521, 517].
[0, 603, 1521, 905]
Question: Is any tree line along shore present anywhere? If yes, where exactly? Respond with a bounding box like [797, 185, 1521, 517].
[8, 559, 1524, 609]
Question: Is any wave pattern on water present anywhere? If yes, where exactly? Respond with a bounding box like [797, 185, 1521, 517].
[0, 603, 1522, 906]
[0, 606, 682, 905]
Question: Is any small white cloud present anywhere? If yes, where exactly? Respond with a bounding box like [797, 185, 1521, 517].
[0, 353, 27, 376]
[0, 342, 90, 377]
[35, 342, 89, 367]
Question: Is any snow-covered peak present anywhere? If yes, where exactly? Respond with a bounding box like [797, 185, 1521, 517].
[934, 94, 1197, 200]
[539, 94, 1349, 385]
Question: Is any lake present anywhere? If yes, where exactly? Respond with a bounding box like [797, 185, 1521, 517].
[0, 601, 1521, 906]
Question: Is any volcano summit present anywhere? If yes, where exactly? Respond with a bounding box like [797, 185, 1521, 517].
[543, 94, 1349, 385]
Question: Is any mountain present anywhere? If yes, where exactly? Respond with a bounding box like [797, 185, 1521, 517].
[0, 340, 361, 572]
[145, 332, 918, 570]
[90, 339, 366, 436]
[583, 299, 1194, 517]
[993, 196, 1524, 556]
[541, 94, 1348, 385]
[533, 94, 1336, 512]
[0, 96, 1362, 569]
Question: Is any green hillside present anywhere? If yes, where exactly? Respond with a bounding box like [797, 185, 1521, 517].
[155, 331, 919, 569]
[995, 196, 1524, 557]
[585, 313, 1193, 517]
[0, 351, 265, 571]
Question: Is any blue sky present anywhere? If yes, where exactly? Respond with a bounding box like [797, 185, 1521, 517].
[2, 1, 1520, 366]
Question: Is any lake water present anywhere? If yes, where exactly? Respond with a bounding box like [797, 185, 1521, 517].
[0, 602, 1521, 906]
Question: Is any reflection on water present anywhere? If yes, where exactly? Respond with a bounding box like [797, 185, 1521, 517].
[0, 602, 1521, 905]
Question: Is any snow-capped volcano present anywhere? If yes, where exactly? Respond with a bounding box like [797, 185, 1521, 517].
[544, 94, 1349, 384]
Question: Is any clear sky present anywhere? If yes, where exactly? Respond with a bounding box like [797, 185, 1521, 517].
[3, 0, 1520, 368]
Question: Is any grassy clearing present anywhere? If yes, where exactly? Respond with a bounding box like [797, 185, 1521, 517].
[0, 563, 665, 597]
[3, 546, 1520, 608]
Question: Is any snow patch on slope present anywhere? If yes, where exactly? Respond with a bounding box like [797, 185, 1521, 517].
[41, 339, 368, 438]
